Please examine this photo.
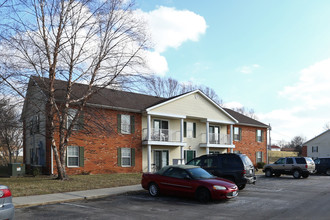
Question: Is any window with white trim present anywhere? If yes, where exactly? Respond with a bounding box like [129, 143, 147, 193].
[312, 146, 318, 152]
[256, 151, 263, 163]
[256, 129, 263, 142]
[67, 109, 78, 130]
[67, 146, 79, 167]
[234, 127, 241, 141]
[121, 148, 131, 166]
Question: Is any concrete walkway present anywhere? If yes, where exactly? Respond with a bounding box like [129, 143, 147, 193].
[13, 185, 143, 208]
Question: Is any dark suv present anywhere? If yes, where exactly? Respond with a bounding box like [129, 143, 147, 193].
[186, 154, 256, 190]
[314, 157, 330, 175]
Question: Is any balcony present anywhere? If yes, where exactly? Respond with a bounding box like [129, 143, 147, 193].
[142, 128, 185, 146]
[200, 133, 232, 147]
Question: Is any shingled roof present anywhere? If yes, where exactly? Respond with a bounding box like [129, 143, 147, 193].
[223, 108, 269, 128]
[31, 76, 167, 112]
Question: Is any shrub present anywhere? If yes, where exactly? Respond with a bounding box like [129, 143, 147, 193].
[257, 162, 266, 169]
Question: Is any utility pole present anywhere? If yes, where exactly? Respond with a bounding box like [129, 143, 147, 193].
[267, 123, 271, 164]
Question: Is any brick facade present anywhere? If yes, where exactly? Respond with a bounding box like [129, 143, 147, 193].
[45, 107, 143, 175]
[228, 125, 268, 166]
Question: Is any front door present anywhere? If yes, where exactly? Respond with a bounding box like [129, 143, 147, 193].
[154, 150, 169, 171]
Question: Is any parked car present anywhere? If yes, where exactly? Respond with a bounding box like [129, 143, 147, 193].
[186, 153, 256, 190]
[0, 185, 14, 220]
[263, 157, 315, 179]
[314, 157, 330, 175]
[141, 165, 238, 203]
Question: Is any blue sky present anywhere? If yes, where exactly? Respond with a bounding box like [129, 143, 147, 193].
[134, 0, 330, 144]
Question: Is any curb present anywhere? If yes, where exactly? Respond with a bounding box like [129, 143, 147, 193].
[14, 185, 144, 208]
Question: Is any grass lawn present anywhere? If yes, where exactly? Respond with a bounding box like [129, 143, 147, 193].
[0, 173, 142, 197]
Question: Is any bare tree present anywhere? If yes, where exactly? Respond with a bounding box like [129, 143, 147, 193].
[323, 122, 330, 131]
[0, 98, 22, 165]
[286, 135, 306, 156]
[0, 0, 148, 180]
[140, 75, 223, 105]
[231, 107, 257, 120]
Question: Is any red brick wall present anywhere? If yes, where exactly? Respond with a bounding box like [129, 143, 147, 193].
[47, 107, 142, 175]
[228, 125, 268, 166]
[301, 146, 307, 157]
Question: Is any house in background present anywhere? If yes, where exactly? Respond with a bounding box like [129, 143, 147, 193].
[223, 108, 269, 165]
[22, 76, 269, 175]
[270, 145, 281, 151]
[302, 129, 330, 159]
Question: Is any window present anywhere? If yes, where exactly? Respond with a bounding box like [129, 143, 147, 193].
[256, 151, 263, 163]
[234, 127, 242, 141]
[209, 125, 220, 144]
[67, 146, 79, 167]
[312, 146, 318, 152]
[256, 129, 263, 142]
[209, 151, 220, 154]
[67, 109, 83, 130]
[153, 120, 169, 141]
[275, 158, 285, 164]
[286, 158, 293, 164]
[30, 114, 40, 134]
[117, 114, 135, 134]
[117, 148, 135, 167]
[184, 122, 196, 138]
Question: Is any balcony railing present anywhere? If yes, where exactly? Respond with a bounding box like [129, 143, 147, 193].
[201, 133, 230, 145]
[142, 128, 181, 142]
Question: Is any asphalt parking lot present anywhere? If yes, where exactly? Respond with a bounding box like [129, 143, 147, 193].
[15, 175, 330, 220]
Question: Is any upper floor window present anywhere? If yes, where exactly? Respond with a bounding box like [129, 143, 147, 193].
[30, 114, 40, 134]
[312, 146, 318, 152]
[256, 129, 264, 142]
[184, 122, 196, 138]
[234, 127, 242, 141]
[117, 114, 135, 134]
[67, 109, 84, 130]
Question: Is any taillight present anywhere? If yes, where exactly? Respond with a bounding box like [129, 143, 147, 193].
[305, 165, 308, 168]
[0, 189, 12, 198]
[242, 170, 246, 175]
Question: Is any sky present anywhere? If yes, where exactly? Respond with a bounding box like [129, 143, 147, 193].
[134, 0, 330, 144]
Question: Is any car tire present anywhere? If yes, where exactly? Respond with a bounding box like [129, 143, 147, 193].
[238, 184, 246, 190]
[196, 188, 211, 203]
[265, 169, 272, 177]
[326, 169, 330, 176]
[148, 183, 160, 197]
[293, 170, 301, 179]
[302, 173, 309, 178]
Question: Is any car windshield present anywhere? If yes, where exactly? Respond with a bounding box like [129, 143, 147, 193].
[186, 167, 214, 180]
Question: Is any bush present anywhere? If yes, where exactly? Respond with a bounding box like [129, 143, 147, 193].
[257, 162, 265, 169]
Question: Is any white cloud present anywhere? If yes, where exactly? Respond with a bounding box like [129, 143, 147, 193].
[279, 58, 330, 108]
[259, 58, 330, 143]
[223, 101, 244, 109]
[135, 6, 207, 75]
[237, 64, 260, 74]
[143, 6, 207, 53]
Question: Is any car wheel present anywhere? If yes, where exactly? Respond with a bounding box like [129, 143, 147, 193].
[148, 183, 160, 197]
[196, 188, 211, 203]
[238, 184, 246, 190]
[275, 173, 281, 177]
[293, 170, 301, 179]
[302, 173, 309, 178]
[265, 169, 272, 177]
[326, 169, 330, 176]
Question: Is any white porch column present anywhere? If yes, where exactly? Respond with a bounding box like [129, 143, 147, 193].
[147, 144, 151, 172]
[147, 114, 151, 141]
[181, 146, 184, 164]
[230, 124, 234, 153]
[206, 147, 209, 154]
[206, 121, 209, 144]
[180, 118, 184, 143]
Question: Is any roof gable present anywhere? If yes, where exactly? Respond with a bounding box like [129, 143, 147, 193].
[146, 90, 237, 123]
[303, 129, 330, 145]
